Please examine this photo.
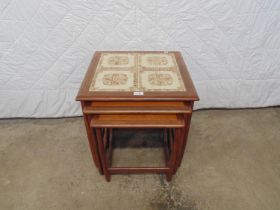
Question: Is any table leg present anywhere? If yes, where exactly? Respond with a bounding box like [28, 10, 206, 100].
[81, 102, 103, 174]
[166, 128, 180, 181]
[175, 105, 193, 170]
[96, 128, 111, 182]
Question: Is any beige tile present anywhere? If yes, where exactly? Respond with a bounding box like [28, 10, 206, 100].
[89, 52, 186, 92]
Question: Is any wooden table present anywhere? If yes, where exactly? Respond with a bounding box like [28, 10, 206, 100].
[76, 51, 199, 180]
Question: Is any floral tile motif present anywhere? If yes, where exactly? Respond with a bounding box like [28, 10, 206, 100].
[140, 54, 175, 68]
[91, 70, 135, 91]
[148, 73, 173, 86]
[89, 52, 186, 92]
[101, 53, 135, 68]
[102, 73, 128, 85]
[141, 71, 182, 91]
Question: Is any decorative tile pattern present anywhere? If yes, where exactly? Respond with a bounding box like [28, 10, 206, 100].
[148, 74, 173, 86]
[101, 54, 135, 68]
[89, 53, 186, 92]
[102, 73, 128, 85]
[141, 54, 175, 68]
[91, 70, 135, 91]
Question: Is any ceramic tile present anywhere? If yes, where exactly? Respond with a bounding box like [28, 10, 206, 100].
[89, 52, 186, 92]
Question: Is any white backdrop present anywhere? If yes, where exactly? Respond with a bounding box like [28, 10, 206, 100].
[0, 0, 280, 118]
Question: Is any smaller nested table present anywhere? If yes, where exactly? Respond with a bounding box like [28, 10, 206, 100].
[91, 114, 184, 181]
[76, 51, 199, 181]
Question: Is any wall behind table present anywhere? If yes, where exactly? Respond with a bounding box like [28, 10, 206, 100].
[0, 0, 279, 117]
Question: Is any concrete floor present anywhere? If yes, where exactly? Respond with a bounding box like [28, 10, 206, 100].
[0, 108, 280, 210]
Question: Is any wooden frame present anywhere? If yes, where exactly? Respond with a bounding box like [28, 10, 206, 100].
[76, 51, 199, 102]
[76, 51, 199, 181]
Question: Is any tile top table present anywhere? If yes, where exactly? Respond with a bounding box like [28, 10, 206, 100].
[76, 51, 199, 180]
[76, 51, 199, 101]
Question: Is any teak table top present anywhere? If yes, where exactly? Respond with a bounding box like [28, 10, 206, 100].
[76, 51, 199, 102]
